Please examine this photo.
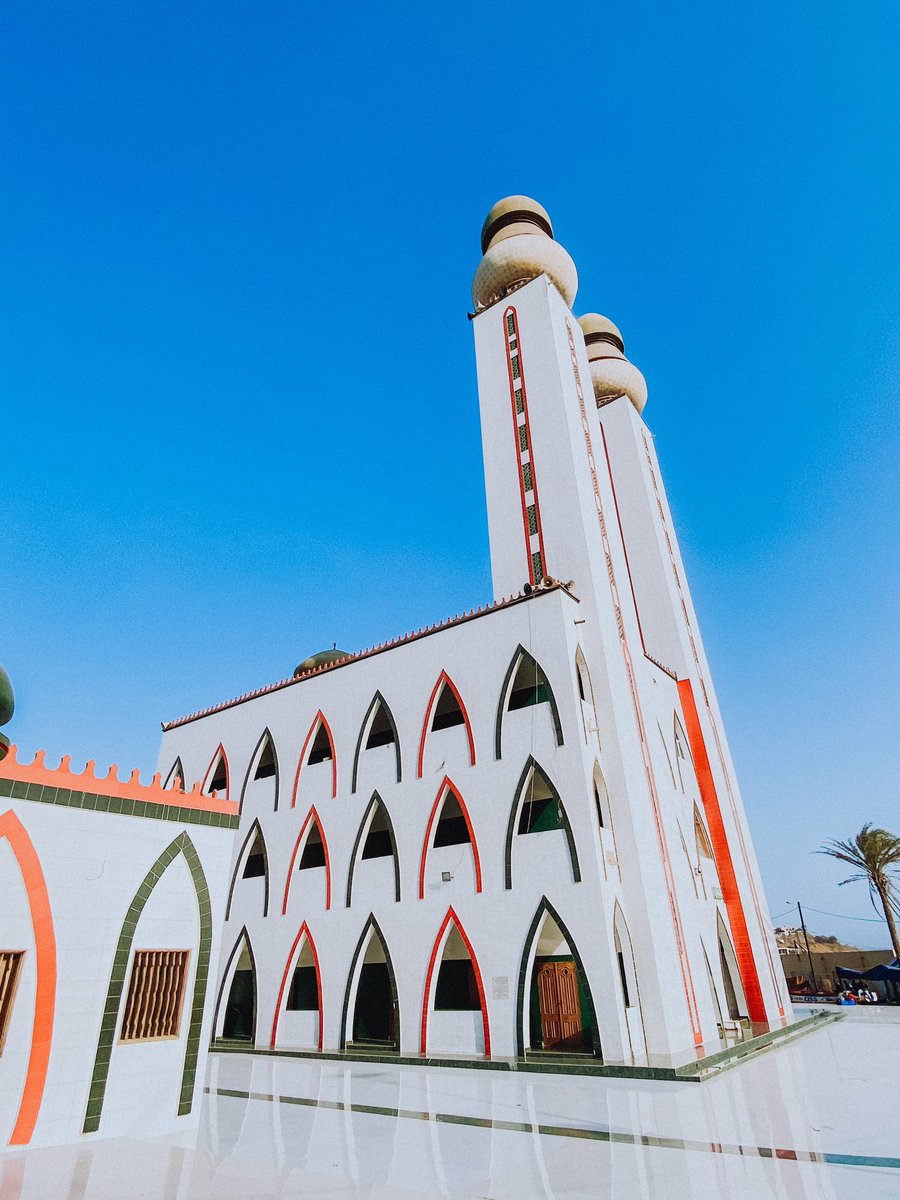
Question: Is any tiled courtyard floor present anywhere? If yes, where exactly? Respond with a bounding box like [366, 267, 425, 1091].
[2, 1007, 897, 1198]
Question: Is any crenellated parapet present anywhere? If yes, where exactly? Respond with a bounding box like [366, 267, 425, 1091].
[0, 743, 238, 819]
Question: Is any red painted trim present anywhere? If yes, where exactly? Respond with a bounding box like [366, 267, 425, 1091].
[677, 680, 766, 1023]
[270, 922, 323, 1051]
[503, 307, 547, 584]
[420, 907, 490, 1057]
[565, 320, 703, 1048]
[291, 711, 338, 804]
[0, 810, 57, 1146]
[598, 424, 648, 657]
[418, 777, 483, 899]
[200, 742, 229, 801]
[282, 806, 332, 913]
[416, 671, 476, 779]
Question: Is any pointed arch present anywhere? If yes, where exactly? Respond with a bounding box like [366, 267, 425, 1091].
[420, 907, 490, 1057]
[340, 914, 400, 1050]
[694, 804, 714, 861]
[270, 922, 323, 1050]
[211, 925, 258, 1045]
[0, 810, 56, 1146]
[613, 902, 644, 1025]
[224, 818, 270, 921]
[418, 776, 483, 899]
[716, 912, 748, 1020]
[417, 671, 476, 778]
[574, 646, 599, 745]
[515, 896, 601, 1058]
[351, 691, 401, 793]
[201, 743, 229, 799]
[346, 792, 401, 907]
[164, 757, 186, 791]
[504, 757, 580, 890]
[495, 646, 564, 760]
[82, 831, 212, 1133]
[239, 728, 280, 814]
[282, 806, 332, 913]
[292, 711, 337, 802]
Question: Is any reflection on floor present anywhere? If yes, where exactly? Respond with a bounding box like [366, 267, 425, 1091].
[2, 1007, 898, 1199]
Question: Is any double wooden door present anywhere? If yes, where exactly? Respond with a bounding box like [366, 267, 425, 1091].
[536, 959, 586, 1051]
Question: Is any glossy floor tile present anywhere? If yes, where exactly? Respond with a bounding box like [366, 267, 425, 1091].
[2, 1007, 898, 1198]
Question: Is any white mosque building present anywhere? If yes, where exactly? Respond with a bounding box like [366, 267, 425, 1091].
[0, 195, 792, 1151]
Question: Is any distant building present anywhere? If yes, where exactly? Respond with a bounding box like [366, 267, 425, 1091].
[1, 195, 791, 1151]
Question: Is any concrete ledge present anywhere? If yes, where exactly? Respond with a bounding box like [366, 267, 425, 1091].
[211, 1011, 839, 1083]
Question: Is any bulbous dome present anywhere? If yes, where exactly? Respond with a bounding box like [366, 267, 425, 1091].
[0, 665, 13, 727]
[293, 648, 350, 678]
[472, 195, 577, 311]
[577, 313, 648, 414]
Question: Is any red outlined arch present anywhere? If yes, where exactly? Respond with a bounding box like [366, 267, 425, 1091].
[270, 922, 323, 1051]
[416, 671, 476, 779]
[420, 907, 490, 1057]
[282, 806, 332, 913]
[418, 776, 483, 899]
[0, 810, 57, 1146]
[201, 743, 230, 800]
[292, 711, 337, 803]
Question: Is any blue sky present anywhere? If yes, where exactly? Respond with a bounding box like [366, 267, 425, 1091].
[2, 3, 898, 948]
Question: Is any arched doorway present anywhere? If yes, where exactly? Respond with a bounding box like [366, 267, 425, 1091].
[342, 917, 399, 1051]
[216, 929, 257, 1044]
[518, 899, 600, 1058]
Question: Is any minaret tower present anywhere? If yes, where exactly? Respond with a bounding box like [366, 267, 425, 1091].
[471, 196, 789, 1055]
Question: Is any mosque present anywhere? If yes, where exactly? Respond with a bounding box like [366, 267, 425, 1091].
[0, 196, 791, 1151]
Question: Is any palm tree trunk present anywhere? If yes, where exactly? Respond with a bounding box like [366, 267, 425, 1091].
[876, 883, 900, 961]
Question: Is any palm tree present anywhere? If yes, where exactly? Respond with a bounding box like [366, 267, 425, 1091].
[820, 824, 900, 961]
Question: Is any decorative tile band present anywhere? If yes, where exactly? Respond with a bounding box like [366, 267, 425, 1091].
[0, 777, 238, 829]
[504, 307, 547, 586]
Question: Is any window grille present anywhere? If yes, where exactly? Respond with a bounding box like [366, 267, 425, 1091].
[120, 950, 189, 1042]
[0, 951, 24, 1053]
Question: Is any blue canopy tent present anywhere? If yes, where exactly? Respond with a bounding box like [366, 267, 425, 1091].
[835, 959, 900, 1000]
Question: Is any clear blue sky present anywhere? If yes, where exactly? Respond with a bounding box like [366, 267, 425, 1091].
[2, 3, 898, 948]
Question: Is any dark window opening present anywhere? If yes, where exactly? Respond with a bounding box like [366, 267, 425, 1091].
[433, 792, 471, 847]
[254, 739, 276, 780]
[209, 756, 227, 794]
[242, 836, 266, 879]
[518, 772, 564, 835]
[617, 950, 631, 1008]
[593, 781, 605, 829]
[508, 658, 551, 711]
[362, 808, 394, 860]
[286, 964, 319, 1011]
[167, 758, 185, 790]
[299, 826, 326, 870]
[366, 704, 396, 749]
[307, 723, 333, 765]
[435, 958, 480, 1011]
[352, 961, 395, 1044]
[577, 671, 586, 702]
[431, 684, 465, 731]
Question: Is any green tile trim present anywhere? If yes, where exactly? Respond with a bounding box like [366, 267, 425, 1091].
[82, 831, 213, 1132]
[504, 756, 580, 890]
[0, 777, 238, 829]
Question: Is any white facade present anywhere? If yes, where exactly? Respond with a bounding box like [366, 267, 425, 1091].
[154, 198, 789, 1070]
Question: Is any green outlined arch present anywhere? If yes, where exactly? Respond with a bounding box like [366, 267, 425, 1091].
[82, 831, 212, 1133]
[495, 645, 564, 760]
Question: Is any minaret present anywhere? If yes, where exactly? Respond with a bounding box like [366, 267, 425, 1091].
[471, 196, 788, 1053]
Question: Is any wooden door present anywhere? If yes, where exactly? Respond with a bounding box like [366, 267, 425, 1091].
[536, 960, 584, 1050]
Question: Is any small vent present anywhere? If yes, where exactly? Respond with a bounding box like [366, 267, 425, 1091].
[0, 951, 24, 1053]
[120, 950, 189, 1042]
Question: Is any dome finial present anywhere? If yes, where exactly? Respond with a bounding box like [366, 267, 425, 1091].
[577, 314, 648, 413]
[472, 195, 577, 312]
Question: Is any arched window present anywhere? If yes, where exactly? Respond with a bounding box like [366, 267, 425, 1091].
[419, 778, 482, 898]
[421, 908, 489, 1057]
[292, 711, 337, 802]
[213, 927, 257, 1045]
[203, 745, 229, 799]
[417, 671, 475, 778]
[239, 729, 280, 814]
[717, 914, 747, 1021]
[612, 904, 646, 1061]
[504, 757, 580, 889]
[574, 647, 600, 746]
[495, 647, 563, 759]
[351, 692, 401, 792]
[283, 807, 331, 912]
[673, 712, 691, 791]
[164, 757, 186, 791]
[271, 923, 323, 1051]
[346, 793, 401, 906]
[225, 819, 270, 919]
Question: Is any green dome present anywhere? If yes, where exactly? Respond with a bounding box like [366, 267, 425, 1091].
[0, 665, 14, 728]
[293, 648, 350, 678]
